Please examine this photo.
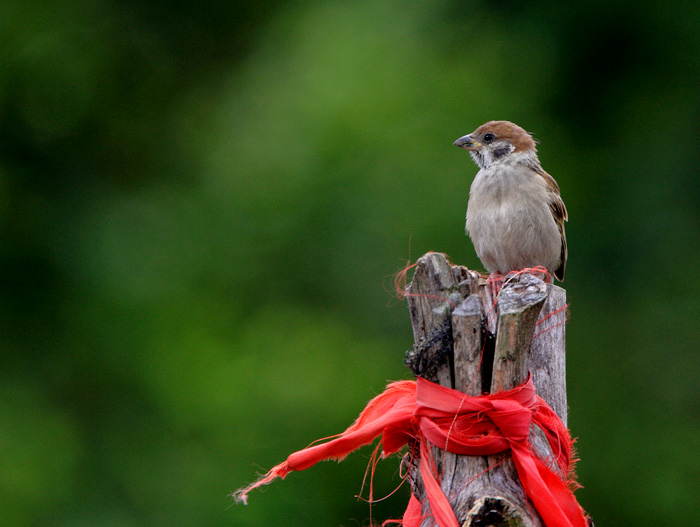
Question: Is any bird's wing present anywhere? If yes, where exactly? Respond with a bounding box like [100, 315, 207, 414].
[539, 169, 568, 281]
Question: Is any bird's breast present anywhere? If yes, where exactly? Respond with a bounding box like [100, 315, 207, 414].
[466, 165, 561, 274]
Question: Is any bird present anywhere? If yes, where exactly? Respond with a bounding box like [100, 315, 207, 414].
[453, 120, 567, 281]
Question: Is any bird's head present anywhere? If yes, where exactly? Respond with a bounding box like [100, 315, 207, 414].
[453, 121, 537, 170]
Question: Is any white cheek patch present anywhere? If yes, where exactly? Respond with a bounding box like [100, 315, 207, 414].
[490, 148, 538, 169]
[471, 142, 517, 169]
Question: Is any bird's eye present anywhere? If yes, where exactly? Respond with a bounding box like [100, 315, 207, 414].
[483, 133, 495, 143]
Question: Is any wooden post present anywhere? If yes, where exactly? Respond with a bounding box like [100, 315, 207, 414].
[404, 252, 568, 527]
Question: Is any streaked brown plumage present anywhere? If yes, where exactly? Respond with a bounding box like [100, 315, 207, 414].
[454, 121, 568, 281]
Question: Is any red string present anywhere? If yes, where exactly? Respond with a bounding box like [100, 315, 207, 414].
[393, 252, 459, 308]
[532, 304, 569, 341]
[233, 377, 588, 527]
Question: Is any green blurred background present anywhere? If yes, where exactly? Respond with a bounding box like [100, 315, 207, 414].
[2, 1, 699, 525]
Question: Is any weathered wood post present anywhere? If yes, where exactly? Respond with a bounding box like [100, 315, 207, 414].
[404, 252, 568, 527]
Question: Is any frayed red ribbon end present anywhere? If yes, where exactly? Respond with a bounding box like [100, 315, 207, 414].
[232, 461, 291, 505]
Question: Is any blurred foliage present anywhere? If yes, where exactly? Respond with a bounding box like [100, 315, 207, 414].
[1, 0, 700, 525]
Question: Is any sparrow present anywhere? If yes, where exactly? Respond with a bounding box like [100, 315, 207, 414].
[453, 121, 567, 281]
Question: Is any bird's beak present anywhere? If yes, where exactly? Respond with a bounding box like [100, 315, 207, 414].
[453, 134, 480, 150]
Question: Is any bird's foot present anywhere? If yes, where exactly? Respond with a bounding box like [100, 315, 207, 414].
[486, 272, 505, 297]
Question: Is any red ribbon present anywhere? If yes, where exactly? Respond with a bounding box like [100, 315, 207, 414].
[234, 376, 587, 527]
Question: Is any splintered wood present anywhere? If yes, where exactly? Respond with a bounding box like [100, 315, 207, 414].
[404, 252, 567, 527]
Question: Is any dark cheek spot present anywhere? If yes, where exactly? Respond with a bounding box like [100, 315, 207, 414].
[492, 145, 511, 159]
